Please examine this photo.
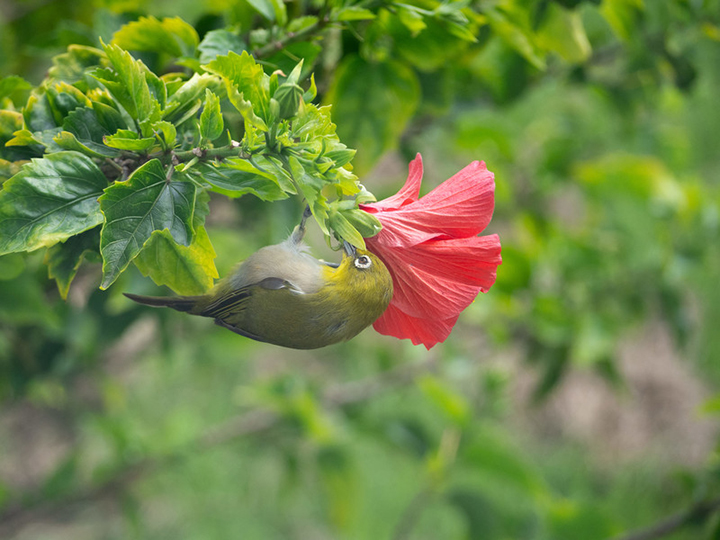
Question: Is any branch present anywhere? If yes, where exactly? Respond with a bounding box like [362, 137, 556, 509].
[0, 357, 437, 538]
[169, 145, 249, 163]
[610, 496, 720, 540]
[252, 16, 331, 59]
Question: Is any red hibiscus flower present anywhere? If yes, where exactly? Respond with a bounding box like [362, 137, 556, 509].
[360, 154, 502, 349]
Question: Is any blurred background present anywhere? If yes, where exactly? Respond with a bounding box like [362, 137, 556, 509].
[1, 0, 720, 538]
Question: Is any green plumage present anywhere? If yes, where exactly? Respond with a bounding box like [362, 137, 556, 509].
[124, 215, 393, 349]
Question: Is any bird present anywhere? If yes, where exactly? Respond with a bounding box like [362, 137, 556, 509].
[124, 207, 394, 349]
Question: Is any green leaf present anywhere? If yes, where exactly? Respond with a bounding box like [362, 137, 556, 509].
[92, 101, 128, 133]
[91, 42, 161, 125]
[144, 70, 167, 114]
[386, 11, 475, 71]
[246, 0, 287, 25]
[0, 152, 107, 255]
[289, 156, 329, 234]
[487, 9, 546, 70]
[252, 155, 296, 193]
[111, 16, 199, 58]
[103, 130, 157, 151]
[328, 208, 365, 249]
[151, 120, 177, 150]
[192, 160, 288, 201]
[45, 228, 100, 299]
[340, 207, 381, 238]
[198, 29, 247, 64]
[0, 111, 30, 161]
[304, 73, 317, 102]
[53, 131, 120, 158]
[163, 73, 217, 123]
[287, 16, 319, 33]
[0, 110, 22, 140]
[5, 129, 42, 148]
[133, 226, 218, 295]
[46, 82, 91, 125]
[99, 159, 196, 289]
[0, 75, 31, 107]
[204, 51, 270, 125]
[64, 106, 113, 143]
[48, 45, 105, 83]
[536, 4, 591, 63]
[0, 159, 23, 184]
[199, 89, 224, 144]
[336, 6, 377, 21]
[396, 5, 427, 36]
[600, 0, 644, 41]
[6, 127, 63, 153]
[60, 107, 123, 157]
[23, 93, 57, 132]
[324, 56, 420, 174]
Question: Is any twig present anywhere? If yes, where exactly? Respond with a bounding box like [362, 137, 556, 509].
[0, 357, 437, 538]
[252, 16, 331, 59]
[609, 496, 720, 540]
[392, 489, 434, 540]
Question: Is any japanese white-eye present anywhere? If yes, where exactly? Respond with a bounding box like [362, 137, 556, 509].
[124, 208, 394, 349]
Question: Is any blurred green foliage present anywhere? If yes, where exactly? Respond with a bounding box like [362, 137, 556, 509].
[2, 0, 720, 539]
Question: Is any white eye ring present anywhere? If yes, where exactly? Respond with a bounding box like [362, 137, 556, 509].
[354, 255, 372, 269]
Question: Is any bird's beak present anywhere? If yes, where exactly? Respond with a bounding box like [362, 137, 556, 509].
[343, 241, 356, 257]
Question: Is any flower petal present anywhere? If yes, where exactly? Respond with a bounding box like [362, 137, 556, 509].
[360, 154, 501, 349]
[364, 161, 496, 243]
[367, 234, 501, 320]
[362, 153, 423, 213]
[372, 303, 458, 349]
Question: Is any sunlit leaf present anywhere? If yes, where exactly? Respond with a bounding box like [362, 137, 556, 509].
[204, 51, 270, 124]
[198, 29, 248, 64]
[103, 129, 157, 151]
[91, 42, 161, 125]
[335, 6, 376, 21]
[111, 16, 199, 58]
[133, 226, 217, 295]
[192, 160, 287, 201]
[53, 130, 120, 158]
[199, 89, 223, 144]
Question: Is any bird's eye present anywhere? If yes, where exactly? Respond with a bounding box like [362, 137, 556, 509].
[354, 255, 372, 269]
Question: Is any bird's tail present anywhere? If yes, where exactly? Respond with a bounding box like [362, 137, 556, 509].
[124, 293, 198, 313]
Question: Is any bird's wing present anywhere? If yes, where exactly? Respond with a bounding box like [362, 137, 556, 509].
[213, 318, 267, 342]
[198, 278, 296, 319]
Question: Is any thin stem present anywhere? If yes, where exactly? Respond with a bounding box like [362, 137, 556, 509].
[169, 146, 249, 162]
[392, 490, 434, 540]
[253, 16, 331, 59]
[610, 496, 720, 540]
